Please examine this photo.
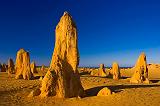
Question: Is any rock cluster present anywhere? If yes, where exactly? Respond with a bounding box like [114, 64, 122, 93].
[32, 12, 84, 98]
[15, 49, 33, 80]
[130, 52, 149, 83]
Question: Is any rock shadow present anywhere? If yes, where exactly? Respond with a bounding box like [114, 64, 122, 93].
[150, 79, 160, 83]
[80, 71, 90, 75]
[85, 84, 160, 97]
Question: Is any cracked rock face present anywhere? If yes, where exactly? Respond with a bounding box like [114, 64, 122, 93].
[130, 52, 149, 83]
[38, 12, 84, 98]
[15, 49, 33, 80]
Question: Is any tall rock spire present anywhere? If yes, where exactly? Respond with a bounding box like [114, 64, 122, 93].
[38, 12, 84, 98]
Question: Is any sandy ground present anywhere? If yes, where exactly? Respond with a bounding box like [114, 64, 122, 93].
[0, 67, 160, 106]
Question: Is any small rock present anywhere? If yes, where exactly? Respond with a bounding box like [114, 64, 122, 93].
[28, 88, 41, 97]
[39, 76, 43, 81]
[97, 87, 112, 96]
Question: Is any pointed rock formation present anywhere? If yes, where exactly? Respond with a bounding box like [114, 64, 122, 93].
[130, 52, 149, 83]
[7, 58, 15, 74]
[30, 61, 37, 73]
[36, 12, 84, 98]
[97, 87, 112, 96]
[110, 62, 120, 80]
[15, 49, 33, 80]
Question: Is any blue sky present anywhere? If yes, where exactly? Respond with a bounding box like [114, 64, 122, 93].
[0, 0, 160, 67]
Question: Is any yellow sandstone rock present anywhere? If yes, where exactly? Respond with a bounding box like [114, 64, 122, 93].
[97, 87, 112, 96]
[1, 63, 7, 72]
[90, 64, 107, 77]
[111, 62, 120, 80]
[90, 69, 98, 76]
[41, 65, 45, 71]
[15, 49, 33, 80]
[98, 64, 107, 77]
[38, 11, 84, 98]
[130, 52, 149, 83]
[7, 58, 15, 74]
[39, 76, 43, 81]
[28, 88, 41, 97]
[30, 61, 37, 73]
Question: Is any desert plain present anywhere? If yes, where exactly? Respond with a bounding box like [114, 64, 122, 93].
[0, 65, 160, 106]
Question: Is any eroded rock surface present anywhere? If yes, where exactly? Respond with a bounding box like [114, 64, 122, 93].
[130, 52, 149, 83]
[110, 62, 120, 80]
[90, 64, 107, 77]
[15, 49, 33, 80]
[30, 61, 37, 73]
[37, 12, 84, 98]
[7, 58, 15, 74]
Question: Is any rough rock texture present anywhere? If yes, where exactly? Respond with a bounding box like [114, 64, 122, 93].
[110, 62, 120, 80]
[1, 63, 7, 72]
[38, 12, 84, 98]
[97, 87, 112, 96]
[130, 52, 149, 83]
[90, 64, 106, 77]
[30, 61, 37, 73]
[7, 58, 15, 74]
[98, 64, 107, 77]
[90, 69, 98, 76]
[15, 49, 33, 80]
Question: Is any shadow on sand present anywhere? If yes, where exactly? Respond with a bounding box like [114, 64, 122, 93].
[80, 72, 90, 75]
[85, 84, 160, 97]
